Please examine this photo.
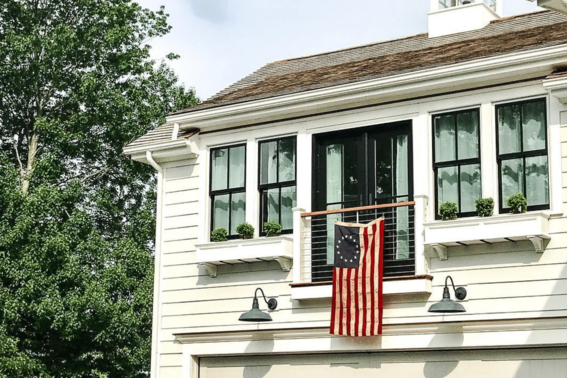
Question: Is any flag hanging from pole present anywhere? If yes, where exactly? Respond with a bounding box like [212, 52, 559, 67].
[330, 217, 384, 337]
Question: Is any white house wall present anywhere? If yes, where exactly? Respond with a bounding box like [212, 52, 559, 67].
[153, 80, 567, 377]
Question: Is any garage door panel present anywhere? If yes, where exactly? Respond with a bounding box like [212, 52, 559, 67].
[200, 348, 567, 378]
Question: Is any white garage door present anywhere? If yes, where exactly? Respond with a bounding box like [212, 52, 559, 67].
[200, 348, 567, 378]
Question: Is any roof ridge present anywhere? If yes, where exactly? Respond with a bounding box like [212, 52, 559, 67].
[266, 10, 553, 66]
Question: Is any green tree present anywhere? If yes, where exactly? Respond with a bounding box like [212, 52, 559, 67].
[0, 1, 199, 376]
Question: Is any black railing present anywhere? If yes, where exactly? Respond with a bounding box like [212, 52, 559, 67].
[300, 202, 415, 282]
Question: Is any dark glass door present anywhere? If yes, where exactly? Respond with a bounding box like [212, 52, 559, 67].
[311, 121, 413, 281]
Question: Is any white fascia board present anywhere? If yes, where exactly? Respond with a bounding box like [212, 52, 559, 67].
[543, 76, 567, 103]
[126, 139, 198, 164]
[168, 45, 567, 131]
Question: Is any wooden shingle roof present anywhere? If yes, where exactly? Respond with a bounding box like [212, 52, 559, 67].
[173, 10, 567, 116]
[127, 11, 567, 152]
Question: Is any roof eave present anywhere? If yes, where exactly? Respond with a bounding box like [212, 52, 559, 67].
[543, 75, 567, 103]
[168, 44, 567, 133]
[124, 137, 199, 164]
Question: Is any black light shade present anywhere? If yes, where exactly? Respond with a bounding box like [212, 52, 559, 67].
[239, 288, 278, 322]
[428, 276, 467, 313]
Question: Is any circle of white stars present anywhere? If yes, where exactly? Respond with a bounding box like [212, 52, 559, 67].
[336, 234, 360, 262]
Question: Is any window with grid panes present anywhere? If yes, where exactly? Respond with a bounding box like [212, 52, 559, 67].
[497, 98, 549, 212]
[259, 137, 297, 234]
[210, 145, 246, 238]
[439, 0, 456, 9]
[433, 109, 481, 218]
[484, 0, 497, 11]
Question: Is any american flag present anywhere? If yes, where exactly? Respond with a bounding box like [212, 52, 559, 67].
[330, 218, 384, 336]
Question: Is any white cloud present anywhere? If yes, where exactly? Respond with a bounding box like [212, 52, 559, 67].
[187, 0, 230, 23]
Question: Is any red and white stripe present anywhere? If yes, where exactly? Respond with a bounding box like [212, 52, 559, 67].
[330, 219, 384, 337]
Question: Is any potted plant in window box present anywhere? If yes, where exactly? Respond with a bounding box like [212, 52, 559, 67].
[211, 228, 228, 242]
[475, 198, 494, 217]
[507, 193, 527, 214]
[236, 222, 255, 239]
[264, 221, 282, 237]
[439, 201, 458, 221]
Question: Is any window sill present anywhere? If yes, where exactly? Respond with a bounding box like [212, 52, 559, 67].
[195, 236, 293, 277]
[424, 211, 551, 259]
[290, 275, 433, 300]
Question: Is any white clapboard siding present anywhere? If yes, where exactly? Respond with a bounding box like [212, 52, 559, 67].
[161, 280, 291, 304]
[165, 177, 200, 194]
[162, 266, 292, 291]
[165, 160, 199, 179]
[163, 226, 198, 242]
[162, 264, 201, 280]
[162, 251, 196, 267]
[159, 341, 182, 355]
[159, 353, 184, 368]
[163, 240, 197, 254]
[152, 83, 567, 376]
[164, 201, 199, 218]
[164, 190, 199, 206]
[164, 214, 199, 230]
[159, 366, 183, 377]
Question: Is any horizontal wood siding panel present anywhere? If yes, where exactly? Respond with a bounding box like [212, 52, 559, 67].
[162, 251, 196, 267]
[163, 226, 198, 242]
[164, 214, 199, 230]
[430, 262, 567, 283]
[159, 341, 182, 355]
[159, 366, 182, 377]
[162, 266, 291, 292]
[162, 278, 567, 318]
[162, 264, 200, 280]
[165, 176, 200, 193]
[164, 189, 198, 205]
[160, 292, 567, 330]
[159, 353, 183, 368]
[161, 280, 291, 304]
[166, 161, 199, 180]
[163, 240, 197, 254]
[164, 201, 199, 218]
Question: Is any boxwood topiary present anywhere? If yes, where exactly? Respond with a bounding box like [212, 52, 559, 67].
[236, 222, 255, 239]
[475, 197, 494, 217]
[211, 228, 228, 242]
[439, 201, 458, 221]
[507, 193, 527, 214]
[263, 221, 282, 237]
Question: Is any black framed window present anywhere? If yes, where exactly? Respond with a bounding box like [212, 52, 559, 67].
[210, 144, 246, 238]
[497, 98, 549, 212]
[433, 109, 481, 218]
[259, 137, 297, 234]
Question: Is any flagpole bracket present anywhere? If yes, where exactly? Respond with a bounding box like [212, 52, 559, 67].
[429, 244, 448, 260]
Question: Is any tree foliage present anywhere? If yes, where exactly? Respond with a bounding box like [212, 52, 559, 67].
[0, 0, 199, 376]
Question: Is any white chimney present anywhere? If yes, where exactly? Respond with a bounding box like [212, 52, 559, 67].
[428, 0, 503, 38]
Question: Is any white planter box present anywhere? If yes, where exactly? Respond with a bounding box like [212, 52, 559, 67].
[424, 212, 551, 259]
[196, 236, 293, 277]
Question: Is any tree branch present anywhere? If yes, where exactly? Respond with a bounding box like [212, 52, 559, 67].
[13, 137, 24, 173]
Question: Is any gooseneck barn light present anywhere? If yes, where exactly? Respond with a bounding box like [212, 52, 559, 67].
[428, 276, 467, 313]
[239, 288, 278, 322]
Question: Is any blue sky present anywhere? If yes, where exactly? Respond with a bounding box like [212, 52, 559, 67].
[137, 0, 541, 100]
